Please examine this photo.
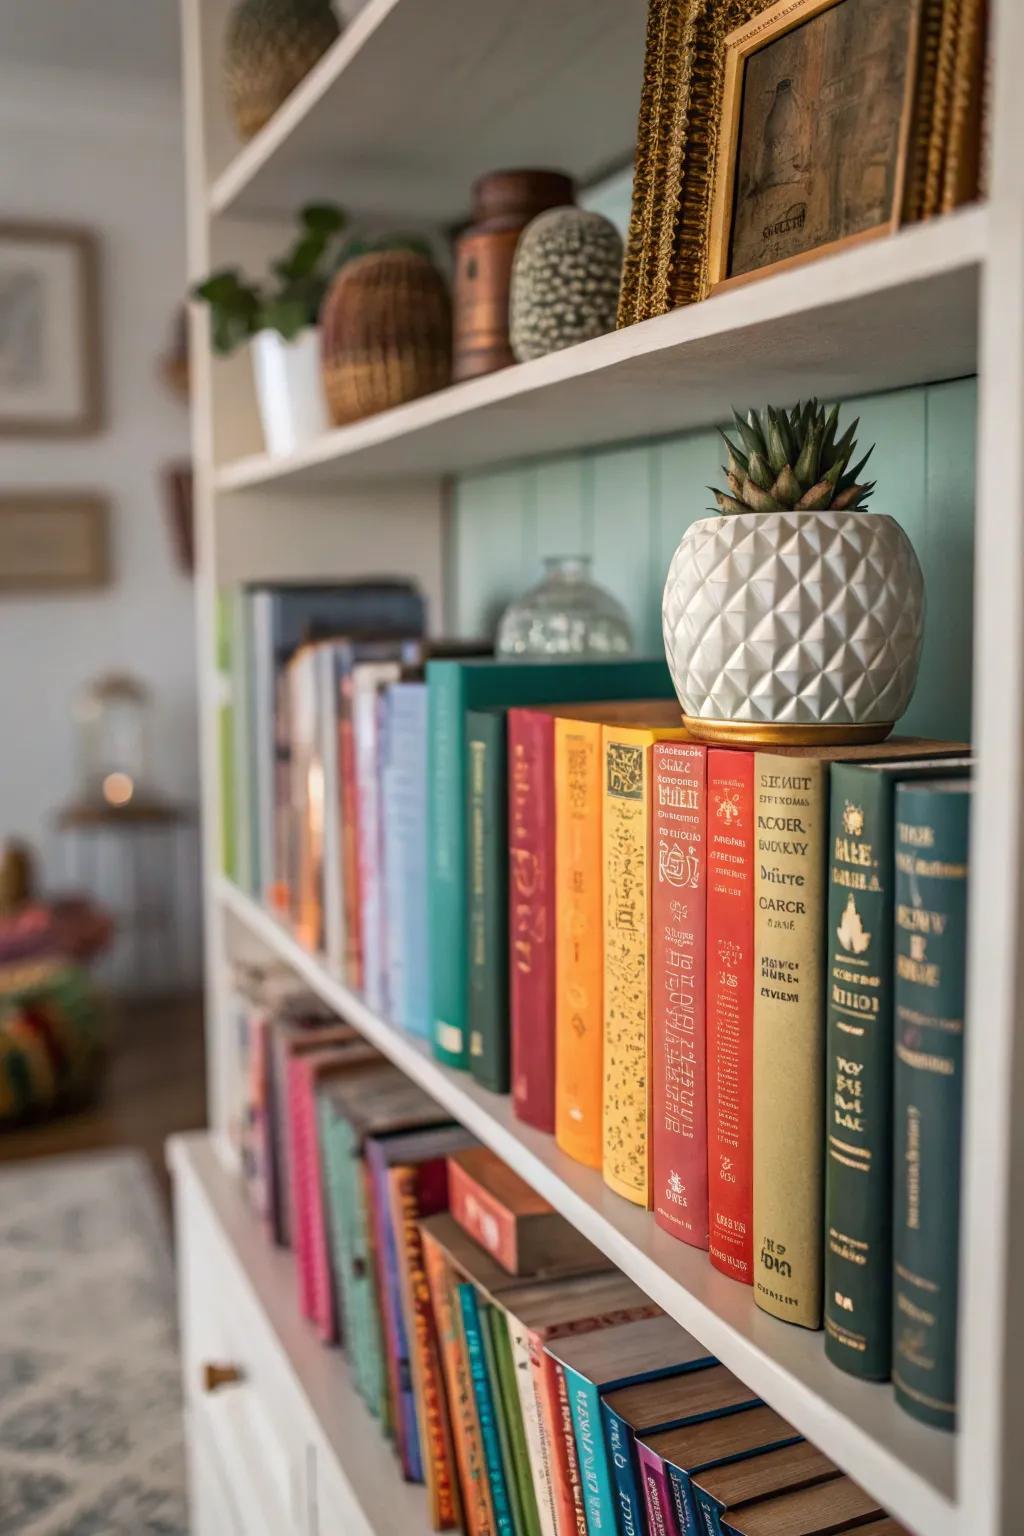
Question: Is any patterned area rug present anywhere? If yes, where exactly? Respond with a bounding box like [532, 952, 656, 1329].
[0, 1151, 188, 1535]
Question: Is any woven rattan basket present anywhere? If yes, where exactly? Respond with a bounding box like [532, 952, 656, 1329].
[320, 249, 452, 425]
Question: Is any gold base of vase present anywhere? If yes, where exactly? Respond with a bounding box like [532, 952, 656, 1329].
[682, 715, 895, 747]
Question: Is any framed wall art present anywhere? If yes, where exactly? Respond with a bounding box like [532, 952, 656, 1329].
[617, 0, 987, 324]
[0, 223, 103, 436]
[0, 493, 110, 592]
[707, 0, 921, 292]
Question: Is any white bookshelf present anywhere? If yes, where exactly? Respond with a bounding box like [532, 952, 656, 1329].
[178, 1, 1024, 1534]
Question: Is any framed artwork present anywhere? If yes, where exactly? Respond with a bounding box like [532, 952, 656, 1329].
[0, 493, 110, 592]
[707, 0, 921, 292]
[617, 0, 986, 324]
[0, 223, 103, 436]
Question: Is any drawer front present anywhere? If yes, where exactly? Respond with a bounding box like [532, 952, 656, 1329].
[177, 1169, 307, 1533]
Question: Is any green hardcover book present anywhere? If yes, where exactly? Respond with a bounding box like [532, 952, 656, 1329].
[892, 778, 971, 1431]
[428, 658, 675, 1069]
[824, 754, 971, 1379]
[467, 709, 510, 1091]
[486, 1302, 542, 1536]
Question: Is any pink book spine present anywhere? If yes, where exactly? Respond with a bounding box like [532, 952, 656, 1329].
[651, 740, 709, 1248]
[307, 1084, 337, 1343]
[508, 709, 557, 1132]
[635, 1442, 680, 1536]
[287, 1056, 316, 1320]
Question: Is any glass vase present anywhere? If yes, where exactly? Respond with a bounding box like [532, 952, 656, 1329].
[496, 556, 634, 658]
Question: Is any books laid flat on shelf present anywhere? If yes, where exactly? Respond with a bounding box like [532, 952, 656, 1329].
[706, 748, 755, 1285]
[824, 756, 971, 1380]
[751, 740, 969, 1330]
[690, 1439, 838, 1536]
[638, 1402, 803, 1536]
[549, 1315, 715, 1536]
[428, 657, 675, 1077]
[603, 720, 690, 1208]
[447, 1145, 606, 1278]
[651, 738, 709, 1251]
[554, 701, 685, 1170]
[892, 779, 970, 1431]
[718, 1474, 881, 1535]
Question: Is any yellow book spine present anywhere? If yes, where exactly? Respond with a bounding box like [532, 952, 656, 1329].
[555, 718, 604, 1170]
[752, 753, 828, 1328]
[601, 725, 689, 1207]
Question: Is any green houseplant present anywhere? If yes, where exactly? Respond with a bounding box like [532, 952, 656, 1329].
[661, 400, 925, 743]
[193, 204, 347, 456]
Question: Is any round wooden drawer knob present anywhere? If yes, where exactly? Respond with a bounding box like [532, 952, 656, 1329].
[202, 1361, 243, 1393]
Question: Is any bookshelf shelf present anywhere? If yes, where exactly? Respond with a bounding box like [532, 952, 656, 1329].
[207, 0, 645, 220]
[217, 875, 959, 1536]
[170, 1132, 432, 1536]
[213, 208, 984, 492]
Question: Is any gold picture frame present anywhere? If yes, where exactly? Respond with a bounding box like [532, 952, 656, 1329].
[0, 493, 110, 592]
[707, 0, 922, 294]
[0, 223, 103, 437]
[617, 0, 986, 325]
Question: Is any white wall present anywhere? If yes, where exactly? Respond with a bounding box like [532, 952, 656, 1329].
[0, 63, 201, 986]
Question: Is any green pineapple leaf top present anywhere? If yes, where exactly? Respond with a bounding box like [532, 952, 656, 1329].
[710, 401, 875, 515]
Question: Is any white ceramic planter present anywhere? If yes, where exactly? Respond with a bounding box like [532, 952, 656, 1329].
[662, 509, 925, 743]
[250, 327, 329, 457]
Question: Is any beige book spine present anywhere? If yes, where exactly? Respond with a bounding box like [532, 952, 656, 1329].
[752, 754, 828, 1328]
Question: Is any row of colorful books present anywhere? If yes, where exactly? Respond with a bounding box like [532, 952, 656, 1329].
[228, 982, 909, 1536]
[217, 581, 971, 1431]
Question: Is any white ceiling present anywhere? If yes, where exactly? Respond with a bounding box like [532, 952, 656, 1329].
[0, 0, 181, 84]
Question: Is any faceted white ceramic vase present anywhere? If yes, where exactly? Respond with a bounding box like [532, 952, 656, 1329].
[661, 509, 925, 743]
[250, 326, 329, 457]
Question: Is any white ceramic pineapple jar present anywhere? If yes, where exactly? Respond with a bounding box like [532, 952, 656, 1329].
[661, 507, 925, 742]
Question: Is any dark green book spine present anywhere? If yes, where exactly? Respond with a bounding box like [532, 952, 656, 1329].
[429, 663, 470, 1068]
[489, 1306, 542, 1536]
[892, 781, 970, 1431]
[467, 711, 510, 1092]
[824, 764, 898, 1379]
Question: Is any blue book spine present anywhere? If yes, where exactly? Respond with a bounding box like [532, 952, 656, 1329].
[666, 1467, 697, 1536]
[459, 1283, 514, 1536]
[380, 683, 430, 1037]
[564, 1365, 617, 1536]
[601, 1402, 647, 1536]
[691, 1487, 724, 1536]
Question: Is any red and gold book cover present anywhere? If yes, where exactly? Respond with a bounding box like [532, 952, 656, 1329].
[705, 749, 755, 1284]
[651, 740, 709, 1248]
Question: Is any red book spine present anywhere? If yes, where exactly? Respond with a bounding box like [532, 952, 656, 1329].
[705, 748, 755, 1283]
[508, 709, 557, 1131]
[651, 741, 709, 1248]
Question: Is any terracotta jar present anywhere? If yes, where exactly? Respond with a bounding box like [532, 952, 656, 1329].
[319, 249, 452, 425]
[452, 169, 573, 382]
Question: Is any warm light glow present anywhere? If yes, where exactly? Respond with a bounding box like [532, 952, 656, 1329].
[103, 771, 135, 807]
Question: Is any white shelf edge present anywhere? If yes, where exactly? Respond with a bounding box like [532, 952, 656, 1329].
[170, 1130, 433, 1536]
[216, 874, 960, 1536]
[212, 205, 987, 493]
[208, 0, 404, 216]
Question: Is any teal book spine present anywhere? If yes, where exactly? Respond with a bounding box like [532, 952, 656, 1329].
[459, 1284, 515, 1536]
[892, 781, 970, 1431]
[666, 1467, 697, 1535]
[600, 1402, 645, 1536]
[691, 1486, 724, 1536]
[467, 710, 510, 1091]
[823, 763, 900, 1379]
[429, 663, 470, 1066]
[563, 1365, 617, 1536]
[428, 657, 675, 1070]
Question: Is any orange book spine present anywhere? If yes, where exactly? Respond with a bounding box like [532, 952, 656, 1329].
[554, 718, 604, 1169]
[448, 1157, 518, 1271]
[391, 1170, 461, 1531]
[422, 1231, 496, 1536]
